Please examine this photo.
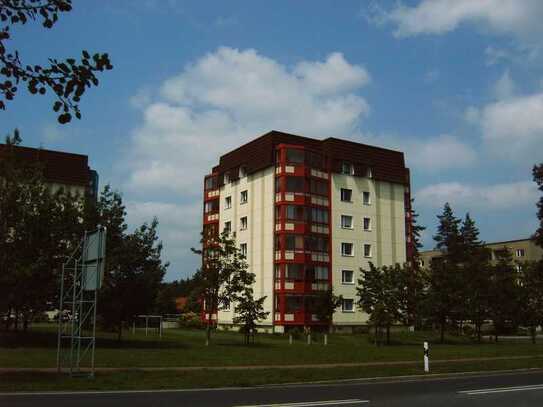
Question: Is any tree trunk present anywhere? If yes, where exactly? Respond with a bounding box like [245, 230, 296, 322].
[386, 325, 391, 345]
[440, 320, 445, 344]
[117, 320, 123, 342]
[23, 315, 28, 332]
[476, 323, 482, 343]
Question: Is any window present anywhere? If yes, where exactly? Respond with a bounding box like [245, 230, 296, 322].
[240, 216, 247, 230]
[285, 176, 304, 192]
[310, 179, 328, 195]
[342, 270, 354, 284]
[224, 172, 230, 184]
[224, 221, 231, 234]
[340, 188, 352, 202]
[240, 190, 248, 204]
[341, 161, 354, 175]
[240, 243, 247, 257]
[364, 244, 372, 258]
[285, 296, 303, 312]
[239, 166, 247, 178]
[286, 205, 307, 221]
[313, 266, 328, 280]
[516, 249, 525, 257]
[286, 264, 304, 280]
[311, 207, 329, 224]
[341, 242, 354, 256]
[225, 196, 232, 209]
[286, 148, 305, 164]
[305, 236, 329, 252]
[204, 200, 219, 213]
[366, 167, 373, 178]
[341, 215, 353, 229]
[362, 191, 371, 205]
[342, 298, 354, 312]
[285, 234, 304, 251]
[363, 217, 371, 231]
[516, 264, 523, 273]
[205, 176, 218, 190]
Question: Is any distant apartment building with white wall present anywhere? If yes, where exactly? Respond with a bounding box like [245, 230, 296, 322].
[202, 131, 413, 332]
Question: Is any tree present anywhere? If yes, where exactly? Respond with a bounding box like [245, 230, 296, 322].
[312, 289, 342, 328]
[433, 202, 462, 258]
[533, 163, 543, 249]
[0, 0, 113, 123]
[0, 131, 83, 330]
[410, 198, 426, 259]
[191, 231, 248, 346]
[460, 213, 491, 342]
[488, 250, 521, 342]
[519, 260, 543, 344]
[356, 263, 399, 345]
[87, 186, 168, 341]
[395, 262, 426, 330]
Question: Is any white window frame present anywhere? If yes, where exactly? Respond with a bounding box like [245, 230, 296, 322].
[341, 269, 354, 284]
[341, 242, 354, 257]
[363, 244, 372, 258]
[516, 249, 525, 257]
[341, 215, 353, 229]
[225, 196, 232, 209]
[340, 188, 353, 202]
[224, 172, 230, 184]
[342, 298, 354, 313]
[224, 221, 231, 234]
[362, 191, 371, 205]
[341, 161, 354, 175]
[240, 243, 247, 257]
[363, 217, 371, 231]
[240, 216, 248, 230]
[240, 190, 248, 204]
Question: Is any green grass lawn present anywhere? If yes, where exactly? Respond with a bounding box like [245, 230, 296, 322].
[2, 324, 543, 369]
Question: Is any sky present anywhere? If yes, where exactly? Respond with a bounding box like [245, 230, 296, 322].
[3, 0, 543, 281]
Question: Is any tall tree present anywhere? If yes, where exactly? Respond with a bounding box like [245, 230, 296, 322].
[191, 231, 249, 346]
[0, 0, 113, 123]
[519, 260, 543, 344]
[87, 186, 168, 341]
[312, 289, 342, 328]
[460, 213, 491, 341]
[433, 202, 462, 258]
[488, 250, 521, 342]
[533, 163, 543, 248]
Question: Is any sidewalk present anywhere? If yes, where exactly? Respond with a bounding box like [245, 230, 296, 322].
[2, 354, 542, 374]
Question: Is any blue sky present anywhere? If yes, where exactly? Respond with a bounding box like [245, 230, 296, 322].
[3, 0, 543, 280]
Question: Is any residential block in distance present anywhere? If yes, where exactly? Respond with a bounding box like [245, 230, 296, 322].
[202, 131, 413, 332]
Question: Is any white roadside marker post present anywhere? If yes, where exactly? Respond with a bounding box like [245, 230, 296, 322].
[424, 341, 430, 373]
[289, 334, 293, 345]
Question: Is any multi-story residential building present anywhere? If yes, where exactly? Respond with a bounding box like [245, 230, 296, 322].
[0, 143, 98, 199]
[202, 131, 412, 332]
[420, 238, 543, 271]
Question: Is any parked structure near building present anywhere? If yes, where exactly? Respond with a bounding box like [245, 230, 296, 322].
[420, 238, 543, 271]
[202, 131, 412, 332]
[0, 143, 98, 199]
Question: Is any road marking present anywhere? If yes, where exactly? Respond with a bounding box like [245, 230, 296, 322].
[234, 399, 369, 407]
[459, 384, 543, 395]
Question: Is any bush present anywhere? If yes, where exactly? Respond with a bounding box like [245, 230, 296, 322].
[178, 312, 205, 329]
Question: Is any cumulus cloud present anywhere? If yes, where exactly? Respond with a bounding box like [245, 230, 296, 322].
[479, 92, 543, 159]
[125, 200, 202, 278]
[373, 0, 543, 44]
[416, 181, 538, 210]
[124, 47, 371, 196]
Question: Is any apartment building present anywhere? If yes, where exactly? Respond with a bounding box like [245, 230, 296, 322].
[420, 238, 543, 271]
[0, 143, 98, 199]
[202, 131, 412, 332]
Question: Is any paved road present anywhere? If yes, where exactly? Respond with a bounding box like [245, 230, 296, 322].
[2, 370, 543, 406]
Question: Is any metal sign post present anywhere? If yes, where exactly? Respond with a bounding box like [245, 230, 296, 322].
[56, 226, 107, 377]
[423, 341, 430, 373]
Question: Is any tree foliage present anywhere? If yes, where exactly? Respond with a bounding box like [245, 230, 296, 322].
[0, 0, 113, 123]
[533, 163, 543, 249]
[312, 289, 342, 327]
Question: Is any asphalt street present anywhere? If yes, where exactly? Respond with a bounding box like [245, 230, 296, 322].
[2, 370, 543, 407]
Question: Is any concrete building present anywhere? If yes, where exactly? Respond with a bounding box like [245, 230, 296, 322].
[202, 131, 412, 332]
[0, 143, 98, 199]
[420, 238, 543, 271]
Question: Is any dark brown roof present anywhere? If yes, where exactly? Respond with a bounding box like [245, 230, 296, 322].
[0, 144, 92, 187]
[212, 130, 409, 185]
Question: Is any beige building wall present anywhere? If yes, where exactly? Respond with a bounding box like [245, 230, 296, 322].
[217, 167, 275, 327]
[331, 174, 407, 326]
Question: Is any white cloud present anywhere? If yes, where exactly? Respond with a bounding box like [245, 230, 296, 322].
[416, 181, 538, 210]
[375, 0, 543, 43]
[479, 92, 543, 159]
[124, 47, 371, 196]
[360, 133, 476, 171]
[492, 70, 516, 100]
[125, 200, 202, 279]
